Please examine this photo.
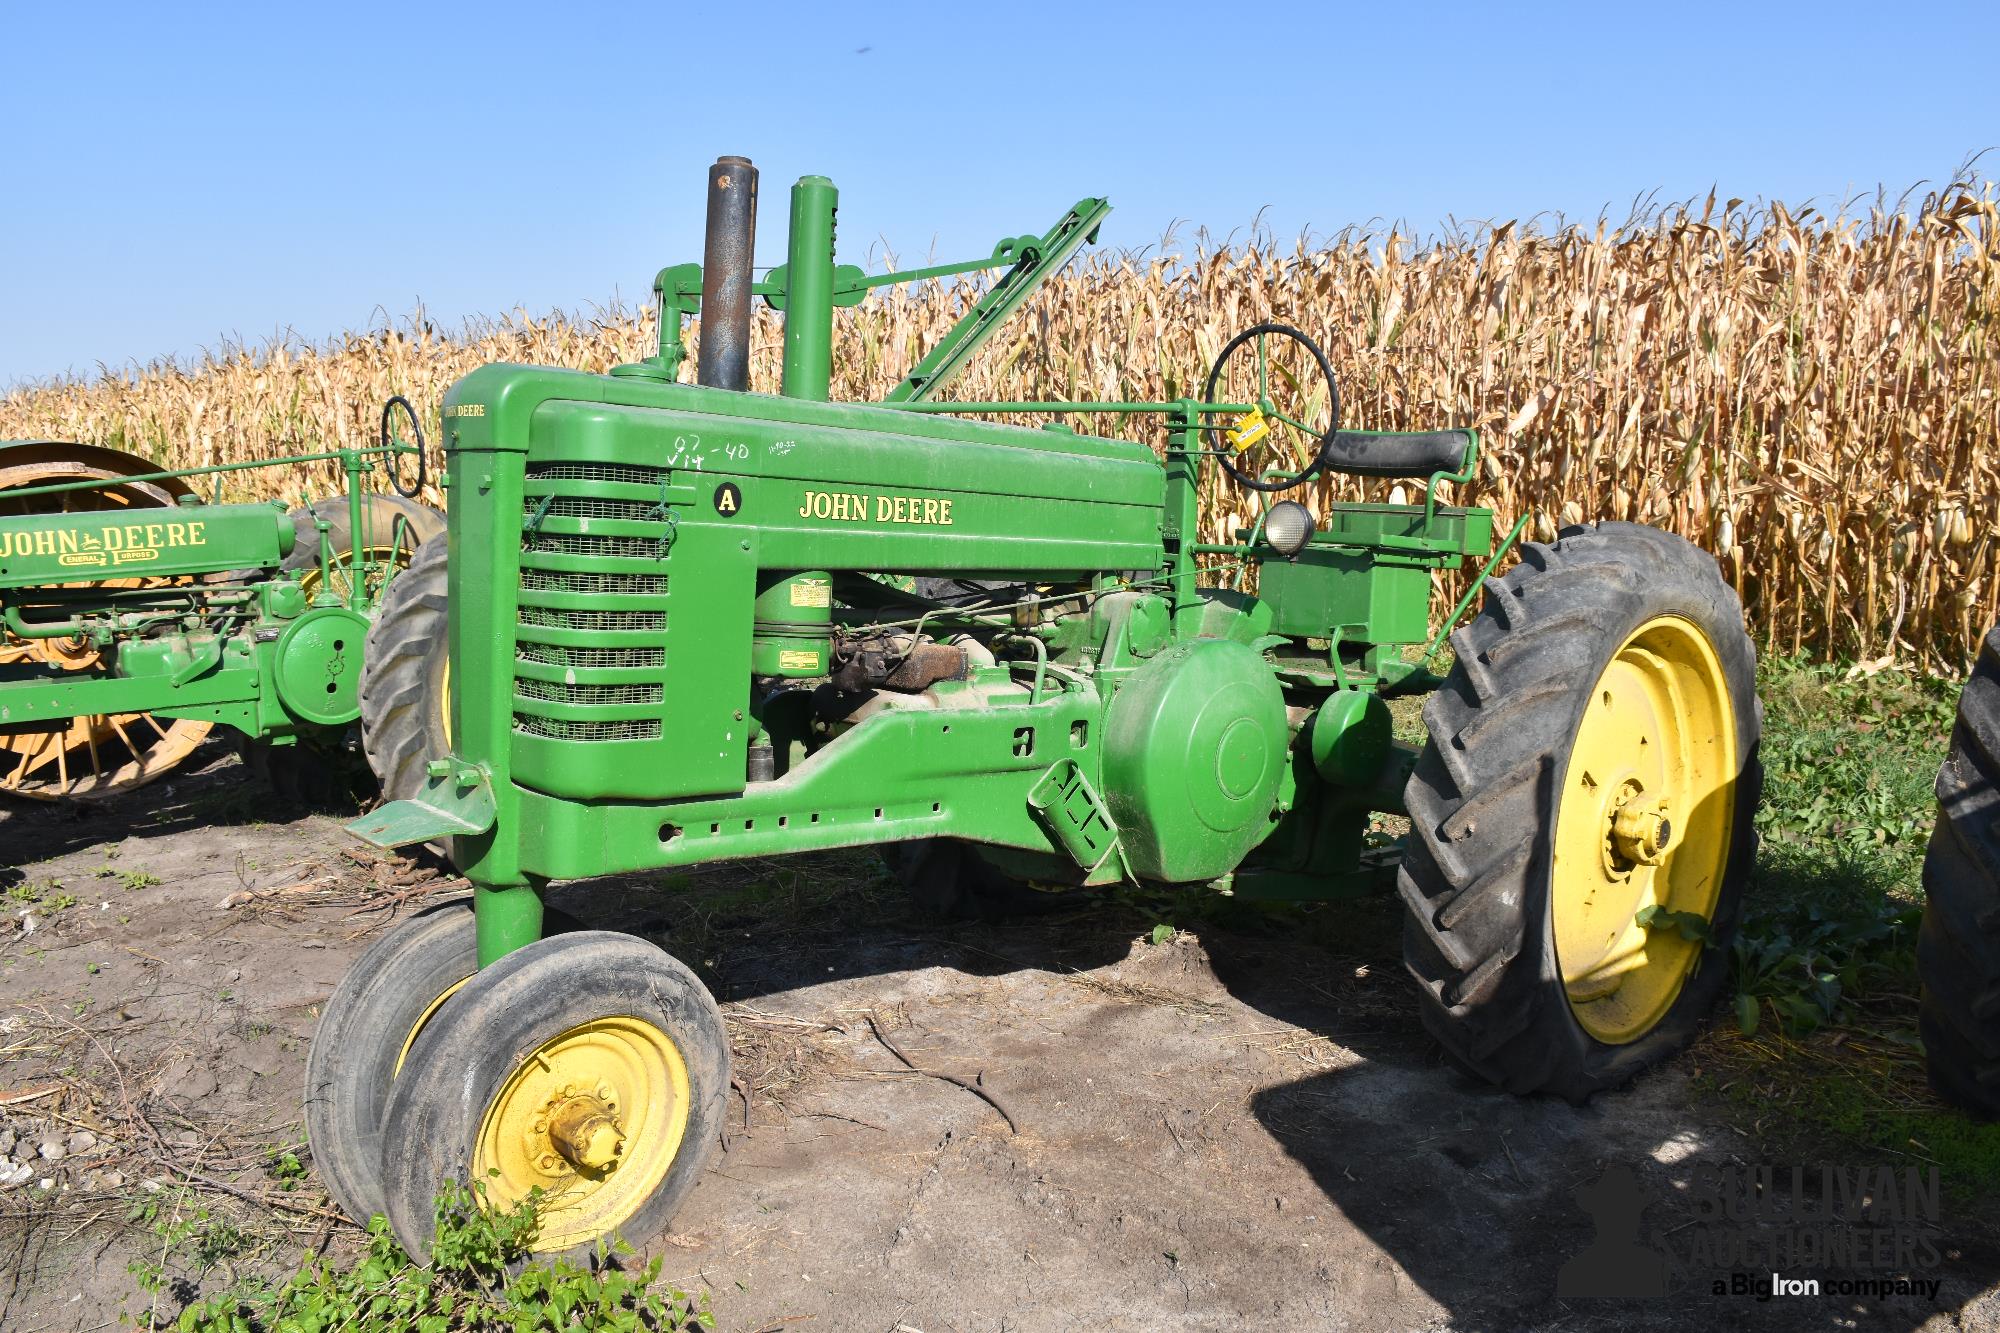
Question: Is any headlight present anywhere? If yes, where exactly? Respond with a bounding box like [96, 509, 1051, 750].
[1263, 500, 1316, 558]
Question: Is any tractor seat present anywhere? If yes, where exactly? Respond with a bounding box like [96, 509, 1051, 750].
[1321, 429, 1473, 480]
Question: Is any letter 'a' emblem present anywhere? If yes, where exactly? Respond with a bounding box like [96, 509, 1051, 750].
[713, 483, 743, 516]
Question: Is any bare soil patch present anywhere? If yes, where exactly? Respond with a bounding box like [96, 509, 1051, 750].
[1, 746, 1996, 1331]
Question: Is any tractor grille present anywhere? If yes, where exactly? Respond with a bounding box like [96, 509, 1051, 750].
[513, 460, 673, 745]
[516, 677, 663, 707]
[516, 642, 664, 670]
[513, 715, 662, 742]
[518, 605, 665, 633]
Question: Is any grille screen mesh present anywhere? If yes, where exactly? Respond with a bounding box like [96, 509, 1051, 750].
[513, 714, 662, 742]
[515, 461, 674, 742]
[516, 643, 664, 670]
[516, 677, 663, 706]
[525, 496, 662, 523]
[523, 532, 665, 559]
[518, 605, 665, 633]
[521, 568, 668, 597]
[528, 462, 668, 486]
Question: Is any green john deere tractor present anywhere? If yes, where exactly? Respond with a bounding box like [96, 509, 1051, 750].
[325, 156, 1764, 1259]
[1920, 631, 2000, 1119]
[0, 405, 443, 805]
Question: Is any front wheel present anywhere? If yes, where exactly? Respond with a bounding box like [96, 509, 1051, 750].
[375, 931, 730, 1261]
[1398, 523, 1762, 1102]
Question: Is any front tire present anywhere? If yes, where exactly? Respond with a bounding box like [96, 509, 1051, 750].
[305, 903, 481, 1225]
[1398, 523, 1762, 1102]
[375, 931, 730, 1261]
[1918, 627, 2000, 1118]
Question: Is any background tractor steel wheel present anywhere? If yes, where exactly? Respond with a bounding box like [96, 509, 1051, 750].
[1398, 522, 1762, 1102]
[358, 534, 449, 803]
[0, 441, 214, 801]
[1918, 627, 2000, 1118]
[242, 494, 443, 805]
[375, 931, 729, 1261]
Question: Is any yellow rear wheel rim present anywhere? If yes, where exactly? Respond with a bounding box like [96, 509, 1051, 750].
[472, 1017, 691, 1251]
[1553, 615, 1736, 1045]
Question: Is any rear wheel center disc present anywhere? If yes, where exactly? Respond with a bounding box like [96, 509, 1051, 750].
[1553, 615, 1735, 1044]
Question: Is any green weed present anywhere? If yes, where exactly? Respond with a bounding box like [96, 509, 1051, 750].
[133, 1178, 711, 1332]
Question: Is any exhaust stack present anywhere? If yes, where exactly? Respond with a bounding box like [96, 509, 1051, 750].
[696, 155, 758, 390]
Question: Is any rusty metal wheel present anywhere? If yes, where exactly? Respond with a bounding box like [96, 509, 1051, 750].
[0, 440, 218, 800]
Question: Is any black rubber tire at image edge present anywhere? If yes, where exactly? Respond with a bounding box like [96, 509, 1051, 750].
[1918, 626, 2000, 1118]
[1397, 522, 1764, 1103]
[374, 931, 731, 1262]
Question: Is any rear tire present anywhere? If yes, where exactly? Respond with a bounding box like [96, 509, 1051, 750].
[1919, 627, 2000, 1118]
[1398, 523, 1761, 1102]
[279, 494, 443, 591]
[359, 535, 450, 803]
[883, 839, 1082, 921]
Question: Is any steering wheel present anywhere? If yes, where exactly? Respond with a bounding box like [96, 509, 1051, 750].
[379, 395, 427, 500]
[1202, 322, 1342, 493]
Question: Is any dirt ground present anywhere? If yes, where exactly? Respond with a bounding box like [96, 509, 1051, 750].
[2, 744, 1998, 1332]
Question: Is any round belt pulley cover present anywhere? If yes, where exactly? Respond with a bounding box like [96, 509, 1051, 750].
[1100, 638, 1288, 882]
[275, 607, 370, 726]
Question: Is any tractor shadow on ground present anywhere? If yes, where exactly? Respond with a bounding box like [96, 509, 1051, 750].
[562, 850, 1997, 1332]
[1198, 927, 1999, 1331]
[0, 739, 291, 872]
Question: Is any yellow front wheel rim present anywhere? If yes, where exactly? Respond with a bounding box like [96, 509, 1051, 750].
[1553, 615, 1737, 1045]
[472, 1017, 691, 1251]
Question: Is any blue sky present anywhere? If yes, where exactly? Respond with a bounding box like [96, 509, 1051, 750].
[2, 0, 1994, 388]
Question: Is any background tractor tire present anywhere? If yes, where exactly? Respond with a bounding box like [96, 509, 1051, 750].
[277, 493, 443, 597]
[358, 535, 449, 803]
[1398, 522, 1762, 1103]
[883, 838, 1083, 921]
[375, 931, 730, 1262]
[1918, 627, 2000, 1118]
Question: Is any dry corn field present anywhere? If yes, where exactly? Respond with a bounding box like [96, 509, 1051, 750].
[5, 183, 1998, 668]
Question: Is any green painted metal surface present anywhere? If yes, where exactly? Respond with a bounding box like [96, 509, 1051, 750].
[0, 440, 430, 762]
[344, 164, 1510, 966]
[0, 501, 288, 589]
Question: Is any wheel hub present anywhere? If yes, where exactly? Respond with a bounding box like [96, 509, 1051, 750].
[1611, 801, 1672, 866]
[544, 1090, 625, 1174]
